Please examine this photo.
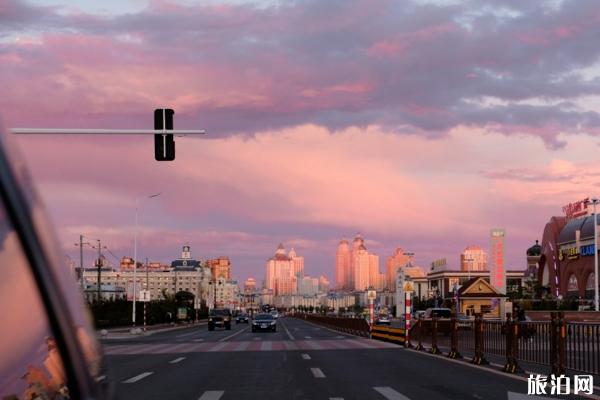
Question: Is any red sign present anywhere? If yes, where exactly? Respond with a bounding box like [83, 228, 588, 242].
[563, 198, 590, 219]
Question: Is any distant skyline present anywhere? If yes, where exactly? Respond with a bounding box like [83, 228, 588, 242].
[2, 0, 600, 285]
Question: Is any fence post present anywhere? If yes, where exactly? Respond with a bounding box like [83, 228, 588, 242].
[471, 313, 488, 365]
[448, 313, 461, 359]
[502, 312, 521, 373]
[430, 315, 441, 354]
[415, 316, 424, 351]
[550, 311, 559, 376]
[554, 311, 566, 376]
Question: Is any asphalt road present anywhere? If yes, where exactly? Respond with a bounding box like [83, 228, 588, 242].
[100, 317, 592, 400]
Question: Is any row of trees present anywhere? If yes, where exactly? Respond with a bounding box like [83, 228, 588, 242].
[88, 290, 208, 328]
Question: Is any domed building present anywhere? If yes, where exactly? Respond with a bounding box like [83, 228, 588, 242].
[538, 208, 599, 299]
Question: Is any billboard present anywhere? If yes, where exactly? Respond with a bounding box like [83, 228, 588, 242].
[490, 228, 506, 294]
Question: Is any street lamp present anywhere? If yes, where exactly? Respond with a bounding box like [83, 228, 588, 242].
[132, 192, 161, 327]
[591, 198, 600, 311]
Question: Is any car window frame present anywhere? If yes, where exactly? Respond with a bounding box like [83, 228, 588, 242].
[0, 133, 100, 399]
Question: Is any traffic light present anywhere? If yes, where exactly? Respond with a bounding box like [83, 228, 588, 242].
[154, 109, 175, 161]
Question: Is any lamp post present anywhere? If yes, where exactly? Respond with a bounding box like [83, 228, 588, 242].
[132, 192, 161, 328]
[592, 198, 599, 311]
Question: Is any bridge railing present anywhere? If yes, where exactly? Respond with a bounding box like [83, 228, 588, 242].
[408, 311, 599, 376]
[291, 313, 370, 337]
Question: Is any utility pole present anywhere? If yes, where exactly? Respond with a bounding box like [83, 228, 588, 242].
[145, 257, 149, 331]
[96, 239, 102, 302]
[79, 235, 84, 292]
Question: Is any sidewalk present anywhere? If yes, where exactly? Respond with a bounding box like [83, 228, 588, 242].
[98, 320, 207, 339]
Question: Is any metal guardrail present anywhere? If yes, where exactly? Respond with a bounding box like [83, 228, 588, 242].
[291, 313, 371, 337]
[293, 311, 600, 376]
[409, 311, 600, 376]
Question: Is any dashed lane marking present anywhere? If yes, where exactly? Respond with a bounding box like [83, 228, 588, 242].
[198, 391, 225, 400]
[301, 353, 311, 360]
[373, 387, 411, 400]
[123, 372, 153, 383]
[311, 368, 326, 378]
[304, 336, 312, 339]
[194, 338, 204, 342]
[169, 357, 186, 364]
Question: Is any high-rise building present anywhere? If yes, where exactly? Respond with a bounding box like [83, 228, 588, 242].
[460, 246, 487, 272]
[265, 244, 299, 296]
[318, 275, 330, 293]
[385, 248, 412, 291]
[335, 239, 350, 289]
[336, 234, 382, 291]
[207, 256, 232, 280]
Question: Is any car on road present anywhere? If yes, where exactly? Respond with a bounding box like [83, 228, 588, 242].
[236, 313, 249, 324]
[208, 308, 232, 331]
[424, 307, 452, 319]
[270, 310, 279, 319]
[375, 314, 391, 325]
[252, 313, 277, 332]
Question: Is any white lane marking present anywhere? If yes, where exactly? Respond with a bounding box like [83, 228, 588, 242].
[314, 328, 321, 331]
[207, 342, 229, 352]
[169, 357, 186, 364]
[177, 330, 204, 338]
[373, 386, 411, 400]
[235, 341, 251, 351]
[304, 336, 312, 339]
[330, 398, 344, 400]
[253, 337, 261, 341]
[194, 338, 204, 342]
[261, 341, 273, 351]
[283, 341, 298, 351]
[311, 367, 326, 378]
[301, 353, 311, 360]
[123, 372, 153, 383]
[335, 336, 346, 339]
[96, 375, 106, 382]
[282, 321, 296, 340]
[219, 327, 248, 342]
[198, 391, 225, 400]
[306, 340, 323, 350]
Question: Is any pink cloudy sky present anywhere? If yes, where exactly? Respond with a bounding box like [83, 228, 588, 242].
[2, 0, 600, 285]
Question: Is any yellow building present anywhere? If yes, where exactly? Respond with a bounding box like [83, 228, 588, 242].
[457, 277, 507, 318]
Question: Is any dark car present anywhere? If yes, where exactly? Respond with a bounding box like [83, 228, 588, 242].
[0, 124, 108, 399]
[424, 307, 452, 319]
[252, 313, 277, 332]
[209, 308, 232, 331]
[375, 314, 391, 325]
[236, 313, 249, 323]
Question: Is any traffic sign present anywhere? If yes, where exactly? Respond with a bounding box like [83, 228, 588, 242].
[154, 109, 175, 161]
[367, 289, 377, 300]
[138, 290, 151, 302]
[194, 298, 201, 310]
[403, 282, 414, 292]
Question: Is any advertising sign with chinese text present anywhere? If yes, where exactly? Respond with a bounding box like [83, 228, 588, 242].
[490, 228, 506, 294]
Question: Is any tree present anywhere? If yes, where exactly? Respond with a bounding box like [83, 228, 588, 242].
[175, 290, 194, 305]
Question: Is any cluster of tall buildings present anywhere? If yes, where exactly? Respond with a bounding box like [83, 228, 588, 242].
[335, 234, 384, 291]
[263, 244, 329, 296]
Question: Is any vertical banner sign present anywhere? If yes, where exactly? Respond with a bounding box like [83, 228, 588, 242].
[405, 291, 411, 347]
[490, 228, 506, 294]
[395, 269, 406, 318]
